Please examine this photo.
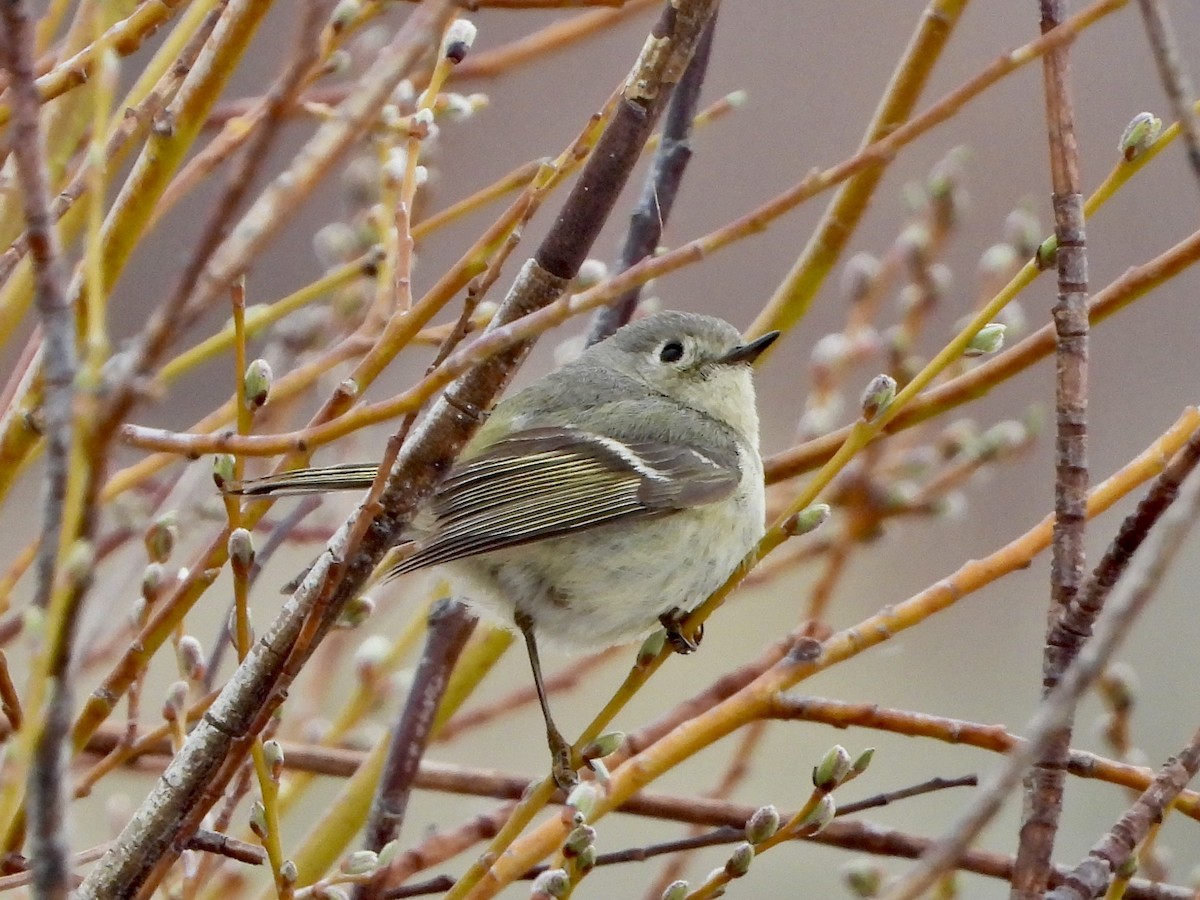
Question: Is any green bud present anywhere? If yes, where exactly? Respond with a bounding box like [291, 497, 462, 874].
[249, 800, 268, 839]
[1116, 855, 1138, 878]
[660, 881, 690, 900]
[341, 849, 379, 875]
[1120, 112, 1162, 162]
[841, 858, 884, 897]
[813, 744, 853, 790]
[378, 839, 400, 867]
[263, 739, 284, 781]
[580, 731, 623, 761]
[47, 542, 83, 594]
[637, 629, 667, 666]
[144, 513, 178, 563]
[724, 841, 754, 877]
[227, 528, 255, 571]
[964, 322, 1005, 357]
[745, 804, 780, 844]
[852, 747, 875, 775]
[243, 359, 273, 411]
[212, 454, 236, 490]
[574, 845, 597, 873]
[530, 868, 570, 898]
[563, 825, 596, 857]
[859, 374, 896, 423]
[782, 504, 830, 537]
[565, 782, 599, 820]
[798, 793, 837, 833]
[1035, 236, 1058, 270]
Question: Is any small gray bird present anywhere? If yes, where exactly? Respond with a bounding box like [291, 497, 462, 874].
[234, 311, 777, 785]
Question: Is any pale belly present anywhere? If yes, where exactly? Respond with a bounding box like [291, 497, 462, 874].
[445, 485, 764, 649]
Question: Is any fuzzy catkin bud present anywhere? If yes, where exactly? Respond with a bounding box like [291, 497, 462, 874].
[859, 374, 896, 423]
[144, 514, 178, 563]
[243, 359, 273, 410]
[745, 804, 780, 844]
[813, 744, 853, 790]
[964, 322, 1006, 357]
[341, 850, 379, 875]
[724, 842, 754, 877]
[530, 869, 569, 898]
[1119, 112, 1162, 162]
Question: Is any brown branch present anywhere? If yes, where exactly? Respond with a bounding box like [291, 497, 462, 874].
[879, 431, 1200, 900]
[0, 5, 78, 899]
[356, 599, 475, 900]
[587, 11, 716, 342]
[1048, 724, 1200, 900]
[1135, 0, 1200, 192]
[1013, 0, 1092, 893]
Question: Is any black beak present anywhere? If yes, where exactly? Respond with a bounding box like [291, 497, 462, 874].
[717, 330, 780, 365]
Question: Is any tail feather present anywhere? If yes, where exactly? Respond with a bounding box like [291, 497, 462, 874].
[228, 463, 380, 496]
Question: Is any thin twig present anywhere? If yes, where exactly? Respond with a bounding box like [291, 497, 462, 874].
[357, 599, 475, 900]
[587, 11, 716, 343]
[1048, 722, 1200, 900]
[1135, 0, 1200, 192]
[879, 435, 1200, 900]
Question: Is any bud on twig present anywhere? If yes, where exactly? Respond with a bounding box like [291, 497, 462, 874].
[1119, 111, 1162, 162]
[859, 374, 896, 423]
[243, 359, 273, 411]
[964, 322, 1005, 357]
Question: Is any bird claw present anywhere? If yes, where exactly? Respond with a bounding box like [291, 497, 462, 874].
[659, 608, 703, 655]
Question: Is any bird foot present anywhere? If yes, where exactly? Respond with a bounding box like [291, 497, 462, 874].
[659, 608, 703, 655]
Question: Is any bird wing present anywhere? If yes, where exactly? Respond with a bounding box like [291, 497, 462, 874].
[229, 463, 380, 496]
[391, 425, 740, 574]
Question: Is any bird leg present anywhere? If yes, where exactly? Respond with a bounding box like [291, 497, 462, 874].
[659, 607, 703, 655]
[514, 611, 578, 788]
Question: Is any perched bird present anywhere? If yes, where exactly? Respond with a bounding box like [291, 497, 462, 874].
[233, 311, 777, 785]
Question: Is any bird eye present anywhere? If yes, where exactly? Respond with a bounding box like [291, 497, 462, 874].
[659, 340, 685, 363]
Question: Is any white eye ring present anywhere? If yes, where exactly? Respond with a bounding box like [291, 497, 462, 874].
[659, 340, 685, 363]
